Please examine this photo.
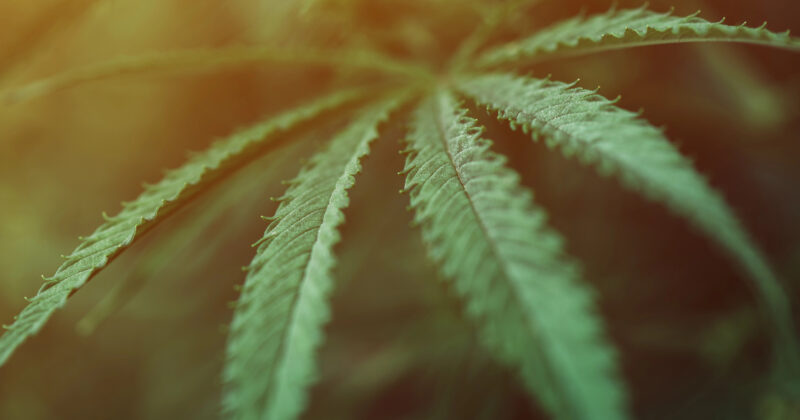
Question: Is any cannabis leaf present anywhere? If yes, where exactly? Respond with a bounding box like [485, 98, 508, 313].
[0, 88, 365, 366]
[456, 72, 799, 369]
[477, 6, 800, 68]
[2, 1, 799, 418]
[0, 47, 426, 106]
[223, 94, 405, 420]
[402, 90, 627, 419]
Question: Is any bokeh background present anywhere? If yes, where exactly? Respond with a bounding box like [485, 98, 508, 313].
[0, 0, 799, 418]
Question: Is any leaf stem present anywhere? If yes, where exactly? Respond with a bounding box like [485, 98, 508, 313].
[448, 0, 538, 73]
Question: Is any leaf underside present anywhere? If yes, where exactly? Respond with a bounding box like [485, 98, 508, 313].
[2, 2, 798, 418]
[402, 90, 627, 420]
[477, 6, 800, 68]
[456, 73, 799, 370]
[223, 95, 403, 420]
[0, 88, 366, 367]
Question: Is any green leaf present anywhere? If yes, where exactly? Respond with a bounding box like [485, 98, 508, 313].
[223, 94, 405, 420]
[402, 90, 628, 420]
[0, 46, 430, 106]
[76, 139, 314, 336]
[476, 6, 800, 68]
[0, 87, 366, 367]
[457, 72, 799, 371]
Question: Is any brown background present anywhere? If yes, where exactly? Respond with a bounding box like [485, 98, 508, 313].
[0, 0, 798, 418]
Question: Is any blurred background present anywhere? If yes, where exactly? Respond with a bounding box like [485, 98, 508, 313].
[0, 0, 798, 418]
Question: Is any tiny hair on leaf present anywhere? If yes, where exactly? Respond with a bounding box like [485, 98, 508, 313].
[0, 87, 367, 367]
[476, 6, 800, 68]
[1, 1, 799, 417]
[223, 93, 406, 420]
[402, 90, 628, 419]
[457, 72, 799, 373]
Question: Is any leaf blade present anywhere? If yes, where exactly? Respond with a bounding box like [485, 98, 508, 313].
[402, 90, 628, 420]
[476, 6, 800, 68]
[457, 72, 799, 371]
[0, 88, 366, 367]
[0, 46, 430, 106]
[223, 94, 405, 420]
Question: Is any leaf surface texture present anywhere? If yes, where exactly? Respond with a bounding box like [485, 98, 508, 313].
[402, 90, 627, 420]
[223, 95, 403, 420]
[477, 7, 800, 67]
[0, 88, 364, 366]
[457, 73, 798, 368]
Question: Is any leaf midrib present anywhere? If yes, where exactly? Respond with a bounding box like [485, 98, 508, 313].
[430, 91, 579, 419]
[254, 106, 383, 418]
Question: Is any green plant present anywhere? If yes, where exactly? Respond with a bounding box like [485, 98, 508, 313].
[1, 0, 798, 418]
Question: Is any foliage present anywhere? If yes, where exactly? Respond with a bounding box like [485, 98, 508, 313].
[0, 0, 798, 419]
